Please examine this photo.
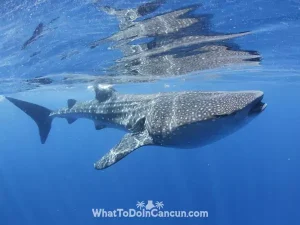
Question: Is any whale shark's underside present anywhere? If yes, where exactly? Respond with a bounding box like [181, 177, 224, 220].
[5, 85, 267, 170]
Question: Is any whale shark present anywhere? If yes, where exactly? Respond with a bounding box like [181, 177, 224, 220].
[90, 6, 199, 48]
[91, 4, 261, 78]
[110, 44, 260, 77]
[5, 85, 267, 170]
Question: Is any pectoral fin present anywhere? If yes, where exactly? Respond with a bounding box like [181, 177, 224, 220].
[67, 99, 77, 109]
[94, 130, 153, 170]
[129, 117, 145, 133]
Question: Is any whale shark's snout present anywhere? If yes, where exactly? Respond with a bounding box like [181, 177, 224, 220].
[210, 90, 267, 118]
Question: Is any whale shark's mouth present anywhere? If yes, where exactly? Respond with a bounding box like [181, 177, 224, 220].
[249, 100, 267, 114]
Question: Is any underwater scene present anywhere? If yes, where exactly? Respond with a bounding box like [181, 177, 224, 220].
[0, 0, 299, 224]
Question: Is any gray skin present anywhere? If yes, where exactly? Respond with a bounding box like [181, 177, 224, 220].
[46, 85, 266, 169]
[90, 7, 197, 48]
[111, 45, 260, 77]
[5, 85, 266, 170]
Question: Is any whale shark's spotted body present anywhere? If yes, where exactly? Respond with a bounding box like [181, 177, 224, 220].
[5, 85, 267, 170]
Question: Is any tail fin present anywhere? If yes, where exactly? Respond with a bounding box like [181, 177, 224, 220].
[6, 97, 53, 144]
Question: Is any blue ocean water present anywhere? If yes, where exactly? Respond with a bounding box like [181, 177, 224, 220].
[0, 0, 300, 225]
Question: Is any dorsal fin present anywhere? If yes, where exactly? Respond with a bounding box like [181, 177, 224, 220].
[94, 84, 116, 102]
[68, 99, 77, 109]
[67, 118, 77, 124]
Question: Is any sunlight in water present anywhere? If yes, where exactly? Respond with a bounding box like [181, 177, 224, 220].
[87, 84, 113, 91]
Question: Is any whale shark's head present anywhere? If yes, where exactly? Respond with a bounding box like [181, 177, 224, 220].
[147, 90, 267, 148]
[220, 90, 267, 118]
[205, 90, 267, 127]
[198, 90, 267, 144]
[197, 90, 267, 146]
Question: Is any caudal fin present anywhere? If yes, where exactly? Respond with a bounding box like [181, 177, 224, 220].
[6, 97, 53, 144]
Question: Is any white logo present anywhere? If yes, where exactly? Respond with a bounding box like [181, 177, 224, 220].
[92, 200, 208, 218]
[136, 200, 164, 210]
[136, 201, 145, 209]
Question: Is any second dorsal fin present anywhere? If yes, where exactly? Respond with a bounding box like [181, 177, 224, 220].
[67, 118, 77, 124]
[95, 123, 106, 130]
